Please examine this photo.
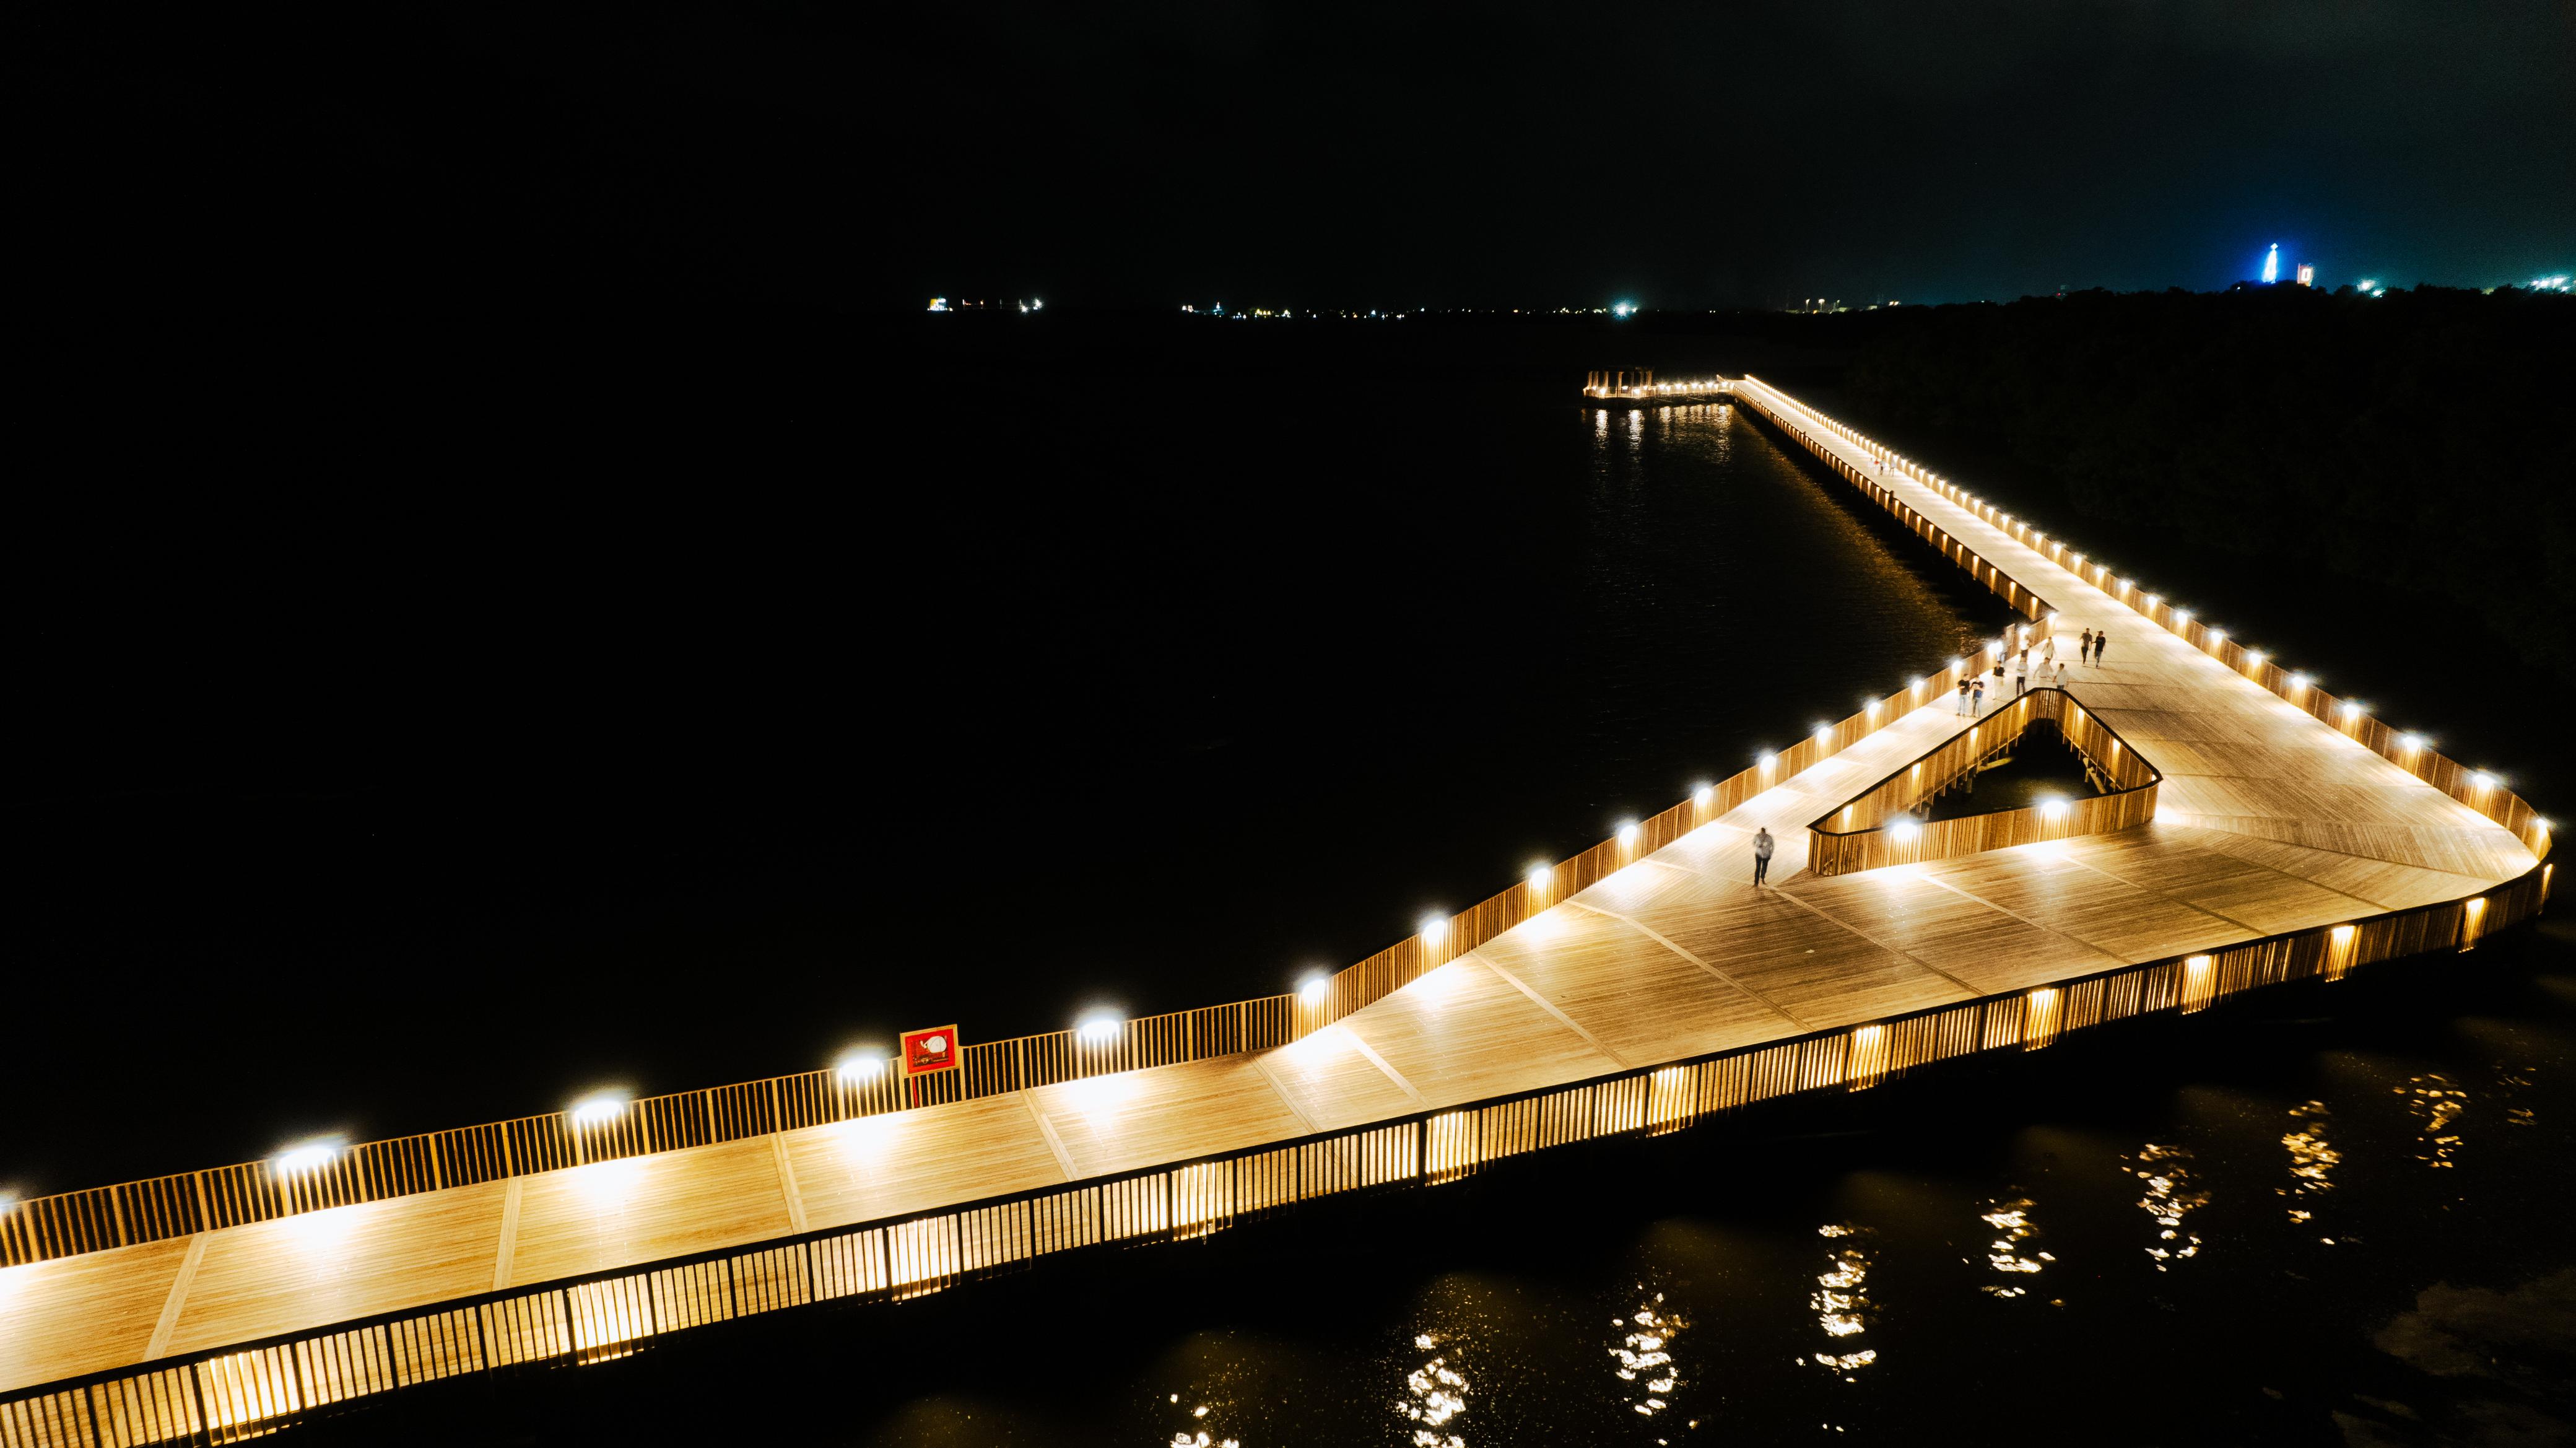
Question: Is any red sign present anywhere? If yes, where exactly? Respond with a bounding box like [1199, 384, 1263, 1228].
[901, 1024, 960, 1077]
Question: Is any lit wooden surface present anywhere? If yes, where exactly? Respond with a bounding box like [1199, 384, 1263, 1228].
[0, 391, 2540, 1396]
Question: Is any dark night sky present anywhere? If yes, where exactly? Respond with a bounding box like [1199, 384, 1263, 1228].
[16, 1, 2573, 324]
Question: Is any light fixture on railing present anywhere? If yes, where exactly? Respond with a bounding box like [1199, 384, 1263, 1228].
[2245, 650, 2265, 668]
[1889, 818, 1921, 841]
[570, 1094, 626, 1127]
[2341, 701, 2364, 720]
[1617, 819, 1640, 847]
[835, 1049, 888, 1083]
[1077, 1014, 1123, 1044]
[1812, 723, 1832, 743]
[1419, 914, 1450, 944]
[2287, 672, 2309, 692]
[1690, 782, 1714, 808]
[1298, 973, 1331, 1003]
[1526, 863, 1553, 892]
[2039, 797, 2069, 821]
[1757, 751, 1777, 768]
[1908, 676, 1925, 692]
[274, 1140, 341, 1175]
[2144, 593, 2161, 608]
[2206, 629, 2226, 647]
[2173, 608, 2192, 626]
[2397, 733, 2422, 752]
[2470, 771, 2498, 789]
[1948, 658, 1965, 672]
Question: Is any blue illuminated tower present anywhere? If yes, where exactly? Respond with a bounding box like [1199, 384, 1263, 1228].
[2261, 243, 2280, 284]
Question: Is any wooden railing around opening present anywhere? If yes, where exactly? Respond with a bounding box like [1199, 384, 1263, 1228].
[1806, 687, 2161, 876]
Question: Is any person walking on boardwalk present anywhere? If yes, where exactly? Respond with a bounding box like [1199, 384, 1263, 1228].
[2094, 629, 2110, 667]
[1972, 676, 1987, 715]
[2053, 660, 2068, 689]
[2042, 635, 2056, 669]
[1956, 677, 1972, 715]
[2078, 627, 2094, 666]
[1751, 826, 1775, 886]
[2014, 656, 2029, 696]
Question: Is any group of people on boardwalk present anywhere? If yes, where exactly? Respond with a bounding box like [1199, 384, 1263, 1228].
[1951, 624, 2112, 717]
[1750, 619, 2122, 887]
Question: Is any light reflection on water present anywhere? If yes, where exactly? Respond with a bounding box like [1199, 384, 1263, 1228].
[2130, 1143, 2207, 1271]
[1978, 1197, 2055, 1299]
[1394, 1332, 1471, 1448]
[2281, 1100, 2339, 1228]
[1607, 1286, 1686, 1421]
[1810, 1224, 1878, 1379]
[2401, 1073, 2471, 1168]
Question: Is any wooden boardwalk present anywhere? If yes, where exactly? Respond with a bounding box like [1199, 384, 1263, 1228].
[0, 380, 2550, 1436]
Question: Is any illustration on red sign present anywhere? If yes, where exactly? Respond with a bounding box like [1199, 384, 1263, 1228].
[901, 1024, 961, 1076]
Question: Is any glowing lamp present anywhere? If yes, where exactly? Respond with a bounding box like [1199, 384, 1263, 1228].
[2469, 772, 2496, 789]
[1690, 782, 1714, 807]
[1298, 974, 1330, 1003]
[2331, 924, 2355, 943]
[2341, 701, 2364, 720]
[2144, 593, 2161, 608]
[835, 1050, 888, 1083]
[2173, 609, 2192, 625]
[1888, 819, 1921, 842]
[1948, 658, 1965, 672]
[1757, 752, 1777, 769]
[2397, 733, 2421, 752]
[1077, 1014, 1123, 1044]
[1419, 914, 1450, 944]
[2245, 650, 2264, 668]
[2038, 797, 2069, 821]
[2287, 672, 2309, 691]
[1908, 676, 1925, 691]
[274, 1141, 339, 1175]
[1617, 820, 1641, 847]
[2206, 629, 2226, 645]
[1527, 863, 1553, 892]
[1812, 723, 1832, 742]
[570, 1095, 625, 1127]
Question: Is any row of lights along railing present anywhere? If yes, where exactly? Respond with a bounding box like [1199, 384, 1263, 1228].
[1729, 376, 2548, 853]
[2, 377, 2530, 1257]
[0, 459, 2059, 1247]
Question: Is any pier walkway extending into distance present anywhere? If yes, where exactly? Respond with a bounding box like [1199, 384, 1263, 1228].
[0, 380, 2552, 1444]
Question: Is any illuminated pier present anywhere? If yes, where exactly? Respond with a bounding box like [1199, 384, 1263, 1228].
[0, 380, 2550, 1443]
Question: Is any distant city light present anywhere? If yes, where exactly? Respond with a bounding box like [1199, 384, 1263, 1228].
[926, 297, 950, 313]
[1611, 301, 1636, 318]
[2261, 243, 2280, 284]
[2533, 276, 2571, 292]
[2295, 263, 2316, 288]
[2358, 279, 2380, 294]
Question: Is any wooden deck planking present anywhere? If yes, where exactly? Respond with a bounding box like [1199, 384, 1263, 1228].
[1251, 1026, 1424, 1132]
[786, 1093, 1070, 1232]
[503, 1139, 793, 1289]
[1025, 1056, 1310, 1179]
[0, 1237, 194, 1391]
[1474, 904, 1795, 1062]
[164, 1183, 510, 1360]
[1785, 868, 2130, 995]
[1337, 959, 1624, 1111]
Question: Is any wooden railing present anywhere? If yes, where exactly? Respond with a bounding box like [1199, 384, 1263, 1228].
[1806, 687, 2162, 876]
[0, 375, 2546, 1274]
[1730, 376, 2554, 864]
[2, 855, 2551, 1441]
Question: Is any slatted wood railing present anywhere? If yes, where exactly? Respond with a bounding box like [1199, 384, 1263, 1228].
[1805, 687, 2162, 876]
